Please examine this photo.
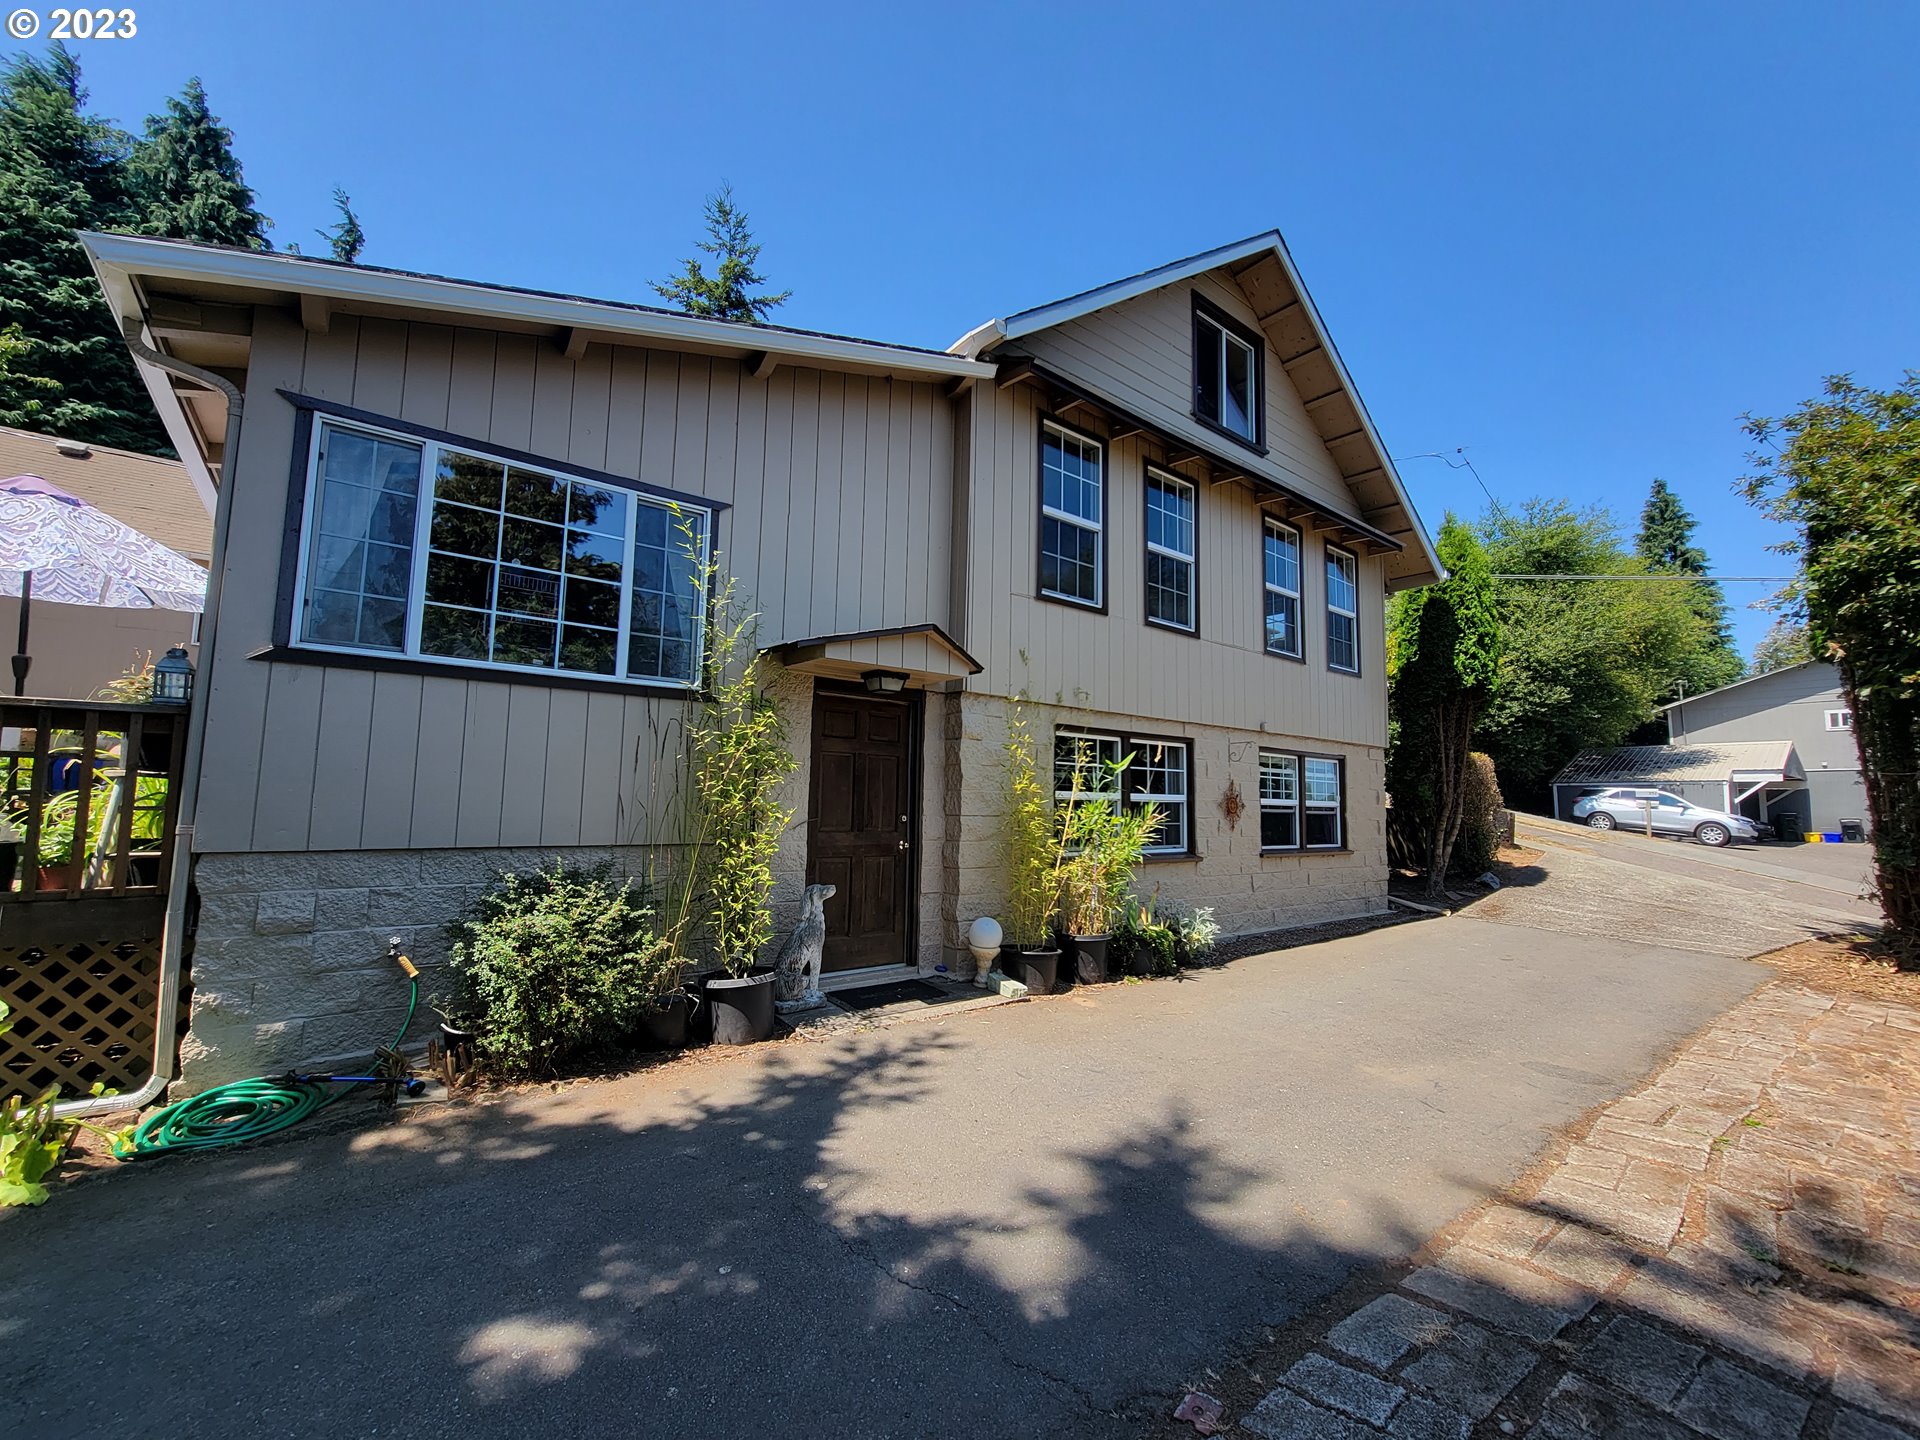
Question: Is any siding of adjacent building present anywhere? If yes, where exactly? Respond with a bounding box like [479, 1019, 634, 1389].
[1665, 662, 1868, 834]
[195, 309, 954, 856]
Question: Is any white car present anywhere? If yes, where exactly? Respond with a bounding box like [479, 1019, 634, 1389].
[1570, 788, 1759, 847]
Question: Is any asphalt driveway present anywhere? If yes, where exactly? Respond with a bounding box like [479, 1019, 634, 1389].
[0, 916, 1761, 1440]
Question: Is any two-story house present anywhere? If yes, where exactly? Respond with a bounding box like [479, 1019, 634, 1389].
[79, 229, 1440, 1089]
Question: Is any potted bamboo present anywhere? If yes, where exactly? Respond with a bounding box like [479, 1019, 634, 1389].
[1000, 702, 1063, 993]
[1052, 760, 1161, 985]
[670, 536, 798, 1046]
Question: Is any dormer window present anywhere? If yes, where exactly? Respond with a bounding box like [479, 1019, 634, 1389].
[1192, 297, 1263, 447]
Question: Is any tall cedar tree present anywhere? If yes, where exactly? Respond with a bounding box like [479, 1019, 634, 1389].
[130, 77, 270, 249]
[1634, 478, 1743, 698]
[0, 45, 167, 453]
[321, 187, 364, 263]
[1387, 516, 1502, 895]
[1750, 618, 1812, 675]
[1742, 375, 1920, 962]
[651, 184, 789, 323]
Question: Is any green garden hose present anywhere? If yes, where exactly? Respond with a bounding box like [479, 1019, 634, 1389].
[117, 949, 421, 1159]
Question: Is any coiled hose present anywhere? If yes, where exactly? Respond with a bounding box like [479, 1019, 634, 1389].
[117, 960, 420, 1159]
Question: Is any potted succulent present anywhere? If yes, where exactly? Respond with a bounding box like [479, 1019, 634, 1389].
[1051, 747, 1161, 985]
[1000, 702, 1063, 993]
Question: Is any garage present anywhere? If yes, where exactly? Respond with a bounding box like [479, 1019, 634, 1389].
[1551, 742, 1807, 831]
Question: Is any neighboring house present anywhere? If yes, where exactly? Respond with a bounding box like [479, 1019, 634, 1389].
[0, 426, 210, 698]
[80, 229, 1441, 1090]
[1664, 661, 1866, 838]
[1549, 661, 1867, 839]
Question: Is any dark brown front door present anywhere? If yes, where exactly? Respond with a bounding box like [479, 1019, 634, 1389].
[807, 686, 915, 973]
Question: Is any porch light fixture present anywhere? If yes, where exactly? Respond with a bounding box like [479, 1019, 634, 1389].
[861, 669, 909, 696]
[152, 646, 195, 706]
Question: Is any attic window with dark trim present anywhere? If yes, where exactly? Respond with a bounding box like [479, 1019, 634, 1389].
[1192, 297, 1263, 446]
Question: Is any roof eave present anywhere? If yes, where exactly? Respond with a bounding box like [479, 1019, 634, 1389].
[80, 232, 997, 384]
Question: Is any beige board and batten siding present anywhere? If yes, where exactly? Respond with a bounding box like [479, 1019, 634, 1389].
[1012, 270, 1360, 518]
[194, 307, 955, 855]
[956, 379, 1388, 749]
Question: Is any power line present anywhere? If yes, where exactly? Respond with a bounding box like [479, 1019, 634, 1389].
[1394, 447, 1500, 510]
[1493, 574, 1793, 583]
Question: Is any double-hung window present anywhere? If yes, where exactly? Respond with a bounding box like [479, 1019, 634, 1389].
[1053, 728, 1192, 857]
[1258, 751, 1299, 849]
[1260, 751, 1345, 851]
[1193, 299, 1262, 445]
[1144, 468, 1196, 632]
[1039, 421, 1104, 607]
[1262, 519, 1302, 658]
[1326, 545, 1359, 674]
[298, 417, 709, 686]
[1304, 757, 1344, 848]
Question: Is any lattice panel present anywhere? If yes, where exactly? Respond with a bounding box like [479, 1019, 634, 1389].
[0, 938, 166, 1101]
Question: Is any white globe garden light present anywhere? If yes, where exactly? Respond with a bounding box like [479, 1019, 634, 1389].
[965, 915, 1003, 986]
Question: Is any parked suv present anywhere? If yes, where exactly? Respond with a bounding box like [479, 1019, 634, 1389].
[1570, 788, 1759, 847]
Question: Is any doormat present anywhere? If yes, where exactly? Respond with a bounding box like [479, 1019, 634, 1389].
[828, 979, 956, 1013]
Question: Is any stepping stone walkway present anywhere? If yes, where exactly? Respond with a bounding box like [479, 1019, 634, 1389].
[1229, 982, 1920, 1439]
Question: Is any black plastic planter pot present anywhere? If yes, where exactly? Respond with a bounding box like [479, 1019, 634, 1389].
[1070, 934, 1111, 985]
[636, 992, 695, 1050]
[1122, 946, 1154, 978]
[706, 972, 777, 1045]
[439, 1019, 480, 1054]
[1009, 947, 1061, 995]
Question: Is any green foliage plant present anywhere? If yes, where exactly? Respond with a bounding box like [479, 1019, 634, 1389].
[1387, 516, 1502, 896]
[129, 76, 270, 249]
[444, 863, 678, 1077]
[1001, 700, 1057, 948]
[1741, 374, 1920, 961]
[1449, 752, 1506, 879]
[1112, 900, 1178, 976]
[1052, 744, 1161, 937]
[0, 1002, 115, 1206]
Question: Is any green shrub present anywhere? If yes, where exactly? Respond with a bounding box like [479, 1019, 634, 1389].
[1166, 902, 1221, 966]
[444, 864, 678, 1077]
[1448, 752, 1506, 878]
[1112, 901, 1178, 975]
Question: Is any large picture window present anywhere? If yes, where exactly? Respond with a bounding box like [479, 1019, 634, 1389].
[1326, 545, 1359, 674]
[1263, 519, 1302, 658]
[1039, 421, 1103, 607]
[1193, 298, 1263, 446]
[1144, 468, 1196, 632]
[1054, 728, 1192, 856]
[297, 418, 709, 686]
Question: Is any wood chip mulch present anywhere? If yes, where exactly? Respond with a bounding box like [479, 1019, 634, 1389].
[1751, 931, 1920, 1005]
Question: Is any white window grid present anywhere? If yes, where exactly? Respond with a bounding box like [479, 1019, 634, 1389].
[1039, 421, 1104, 606]
[1259, 750, 1299, 850]
[1263, 519, 1302, 658]
[1326, 546, 1359, 674]
[1145, 468, 1196, 631]
[293, 416, 710, 687]
[1130, 739, 1189, 854]
[1825, 710, 1853, 731]
[1304, 756, 1343, 848]
[1052, 728, 1190, 855]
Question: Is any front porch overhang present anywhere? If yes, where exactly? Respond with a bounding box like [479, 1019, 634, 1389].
[771, 623, 982, 689]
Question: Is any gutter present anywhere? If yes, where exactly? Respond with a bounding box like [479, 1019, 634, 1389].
[54, 326, 241, 1119]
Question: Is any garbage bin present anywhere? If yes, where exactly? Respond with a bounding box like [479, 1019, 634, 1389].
[1839, 818, 1867, 843]
[1772, 811, 1801, 842]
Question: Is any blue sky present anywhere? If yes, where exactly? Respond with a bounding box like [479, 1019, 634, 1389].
[36, 1, 1917, 657]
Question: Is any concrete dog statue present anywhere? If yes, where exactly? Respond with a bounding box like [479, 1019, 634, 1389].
[773, 883, 836, 1011]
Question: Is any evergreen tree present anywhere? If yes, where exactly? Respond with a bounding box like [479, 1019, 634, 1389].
[0, 45, 165, 452]
[651, 183, 790, 324]
[320, 186, 364, 263]
[1750, 619, 1812, 675]
[1633, 478, 1743, 698]
[130, 77, 270, 249]
[1387, 516, 1502, 895]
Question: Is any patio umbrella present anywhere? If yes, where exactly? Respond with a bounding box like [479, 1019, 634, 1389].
[0, 473, 207, 696]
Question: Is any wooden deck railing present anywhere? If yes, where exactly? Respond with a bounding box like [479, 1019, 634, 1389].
[0, 699, 188, 905]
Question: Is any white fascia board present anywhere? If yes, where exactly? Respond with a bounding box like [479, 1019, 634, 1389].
[83, 241, 219, 511]
[80, 233, 997, 383]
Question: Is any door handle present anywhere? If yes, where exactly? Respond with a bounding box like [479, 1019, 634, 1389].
[897, 839, 911, 851]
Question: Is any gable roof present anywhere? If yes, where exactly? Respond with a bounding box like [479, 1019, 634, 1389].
[0, 425, 210, 563]
[1657, 660, 1829, 713]
[952, 232, 1441, 588]
[1553, 742, 1804, 787]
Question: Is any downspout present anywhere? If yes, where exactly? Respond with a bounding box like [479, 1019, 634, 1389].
[56, 325, 242, 1119]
